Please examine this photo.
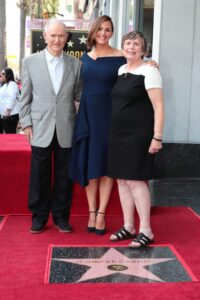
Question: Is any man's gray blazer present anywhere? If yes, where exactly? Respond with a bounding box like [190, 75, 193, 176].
[19, 50, 82, 148]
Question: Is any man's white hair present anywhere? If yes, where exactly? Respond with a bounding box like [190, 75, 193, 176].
[44, 18, 66, 32]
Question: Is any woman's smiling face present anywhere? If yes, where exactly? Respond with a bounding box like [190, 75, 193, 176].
[122, 38, 144, 61]
[95, 21, 113, 46]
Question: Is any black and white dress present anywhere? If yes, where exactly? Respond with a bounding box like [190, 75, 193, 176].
[108, 64, 162, 180]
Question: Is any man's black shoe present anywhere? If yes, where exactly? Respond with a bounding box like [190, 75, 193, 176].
[54, 220, 72, 233]
[30, 219, 47, 234]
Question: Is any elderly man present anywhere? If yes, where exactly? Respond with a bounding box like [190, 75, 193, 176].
[20, 19, 82, 233]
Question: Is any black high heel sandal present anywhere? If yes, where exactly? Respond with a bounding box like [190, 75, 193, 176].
[87, 211, 97, 233]
[95, 211, 106, 235]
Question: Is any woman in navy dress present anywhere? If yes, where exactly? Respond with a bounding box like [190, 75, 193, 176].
[108, 31, 164, 247]
[69, 15, 126, 235]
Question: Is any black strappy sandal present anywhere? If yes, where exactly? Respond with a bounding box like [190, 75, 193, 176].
[95, 211, 106, 235]
[87, 211, 97, 233]
[129, 232, 154, 248]
[110, 227, 136, 241]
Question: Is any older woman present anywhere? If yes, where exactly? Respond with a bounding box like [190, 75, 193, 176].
[0, 68, 20, 133]
[108, 31, 164, 248]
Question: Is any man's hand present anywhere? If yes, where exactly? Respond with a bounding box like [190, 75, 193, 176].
[23, 126, 33, 142]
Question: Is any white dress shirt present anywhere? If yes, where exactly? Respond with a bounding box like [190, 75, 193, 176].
[45, 49, 64, 95]
[0, 81, 20, 116]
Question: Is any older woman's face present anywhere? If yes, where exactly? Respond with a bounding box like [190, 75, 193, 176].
[122, 38, 144, 61]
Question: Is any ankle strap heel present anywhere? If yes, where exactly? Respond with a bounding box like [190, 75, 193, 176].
[87, 210, 97, 233]
[95, 211, 106, 235]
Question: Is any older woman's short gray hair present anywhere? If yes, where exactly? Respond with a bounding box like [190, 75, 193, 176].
[121, 31, 147, 54]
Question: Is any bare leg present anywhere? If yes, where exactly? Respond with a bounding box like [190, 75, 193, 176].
[128, 180, 154, 247]
[85, 178, 99, 228]
[95, 176, 113, 230]
[110, 179, 136, 241]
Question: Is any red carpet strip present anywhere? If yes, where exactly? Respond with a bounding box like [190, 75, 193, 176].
[0, 207, 200, 300]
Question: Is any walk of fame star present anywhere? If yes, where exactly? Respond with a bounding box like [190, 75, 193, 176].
[53, 248, 173, 282]
[48, 246, 194, 284]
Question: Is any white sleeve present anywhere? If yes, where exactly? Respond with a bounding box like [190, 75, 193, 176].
[118, 64, 126, 75]
[6, 82, 19, 110]
[144, 66, 162, 90]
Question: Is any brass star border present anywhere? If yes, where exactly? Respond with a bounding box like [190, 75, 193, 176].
[45, 245, 198, 284]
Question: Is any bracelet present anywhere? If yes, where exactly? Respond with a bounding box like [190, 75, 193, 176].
[153, 137, 162, 142]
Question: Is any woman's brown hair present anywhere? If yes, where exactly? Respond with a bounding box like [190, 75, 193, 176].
[87, 15, 114, 49]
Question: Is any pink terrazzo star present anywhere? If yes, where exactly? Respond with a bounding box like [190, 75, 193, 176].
[53, 247, 174, 282]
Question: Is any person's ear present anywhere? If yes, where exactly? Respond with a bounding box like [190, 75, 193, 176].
[43, 32, 47, 43]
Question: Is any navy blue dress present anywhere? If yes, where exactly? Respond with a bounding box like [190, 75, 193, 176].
[69, 53, 126, 186]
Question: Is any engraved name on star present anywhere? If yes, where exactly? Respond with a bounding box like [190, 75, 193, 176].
[53, 247, 174, 283]
[78, 35, 87, 44]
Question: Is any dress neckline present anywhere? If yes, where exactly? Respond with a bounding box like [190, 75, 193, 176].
[85, 52, 125, 61]
[124, 63, 145, 72]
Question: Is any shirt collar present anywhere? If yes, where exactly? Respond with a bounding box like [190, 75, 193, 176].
[45, 48, 63, 62]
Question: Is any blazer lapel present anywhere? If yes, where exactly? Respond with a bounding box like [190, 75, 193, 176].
[58, 54, 72, 94]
